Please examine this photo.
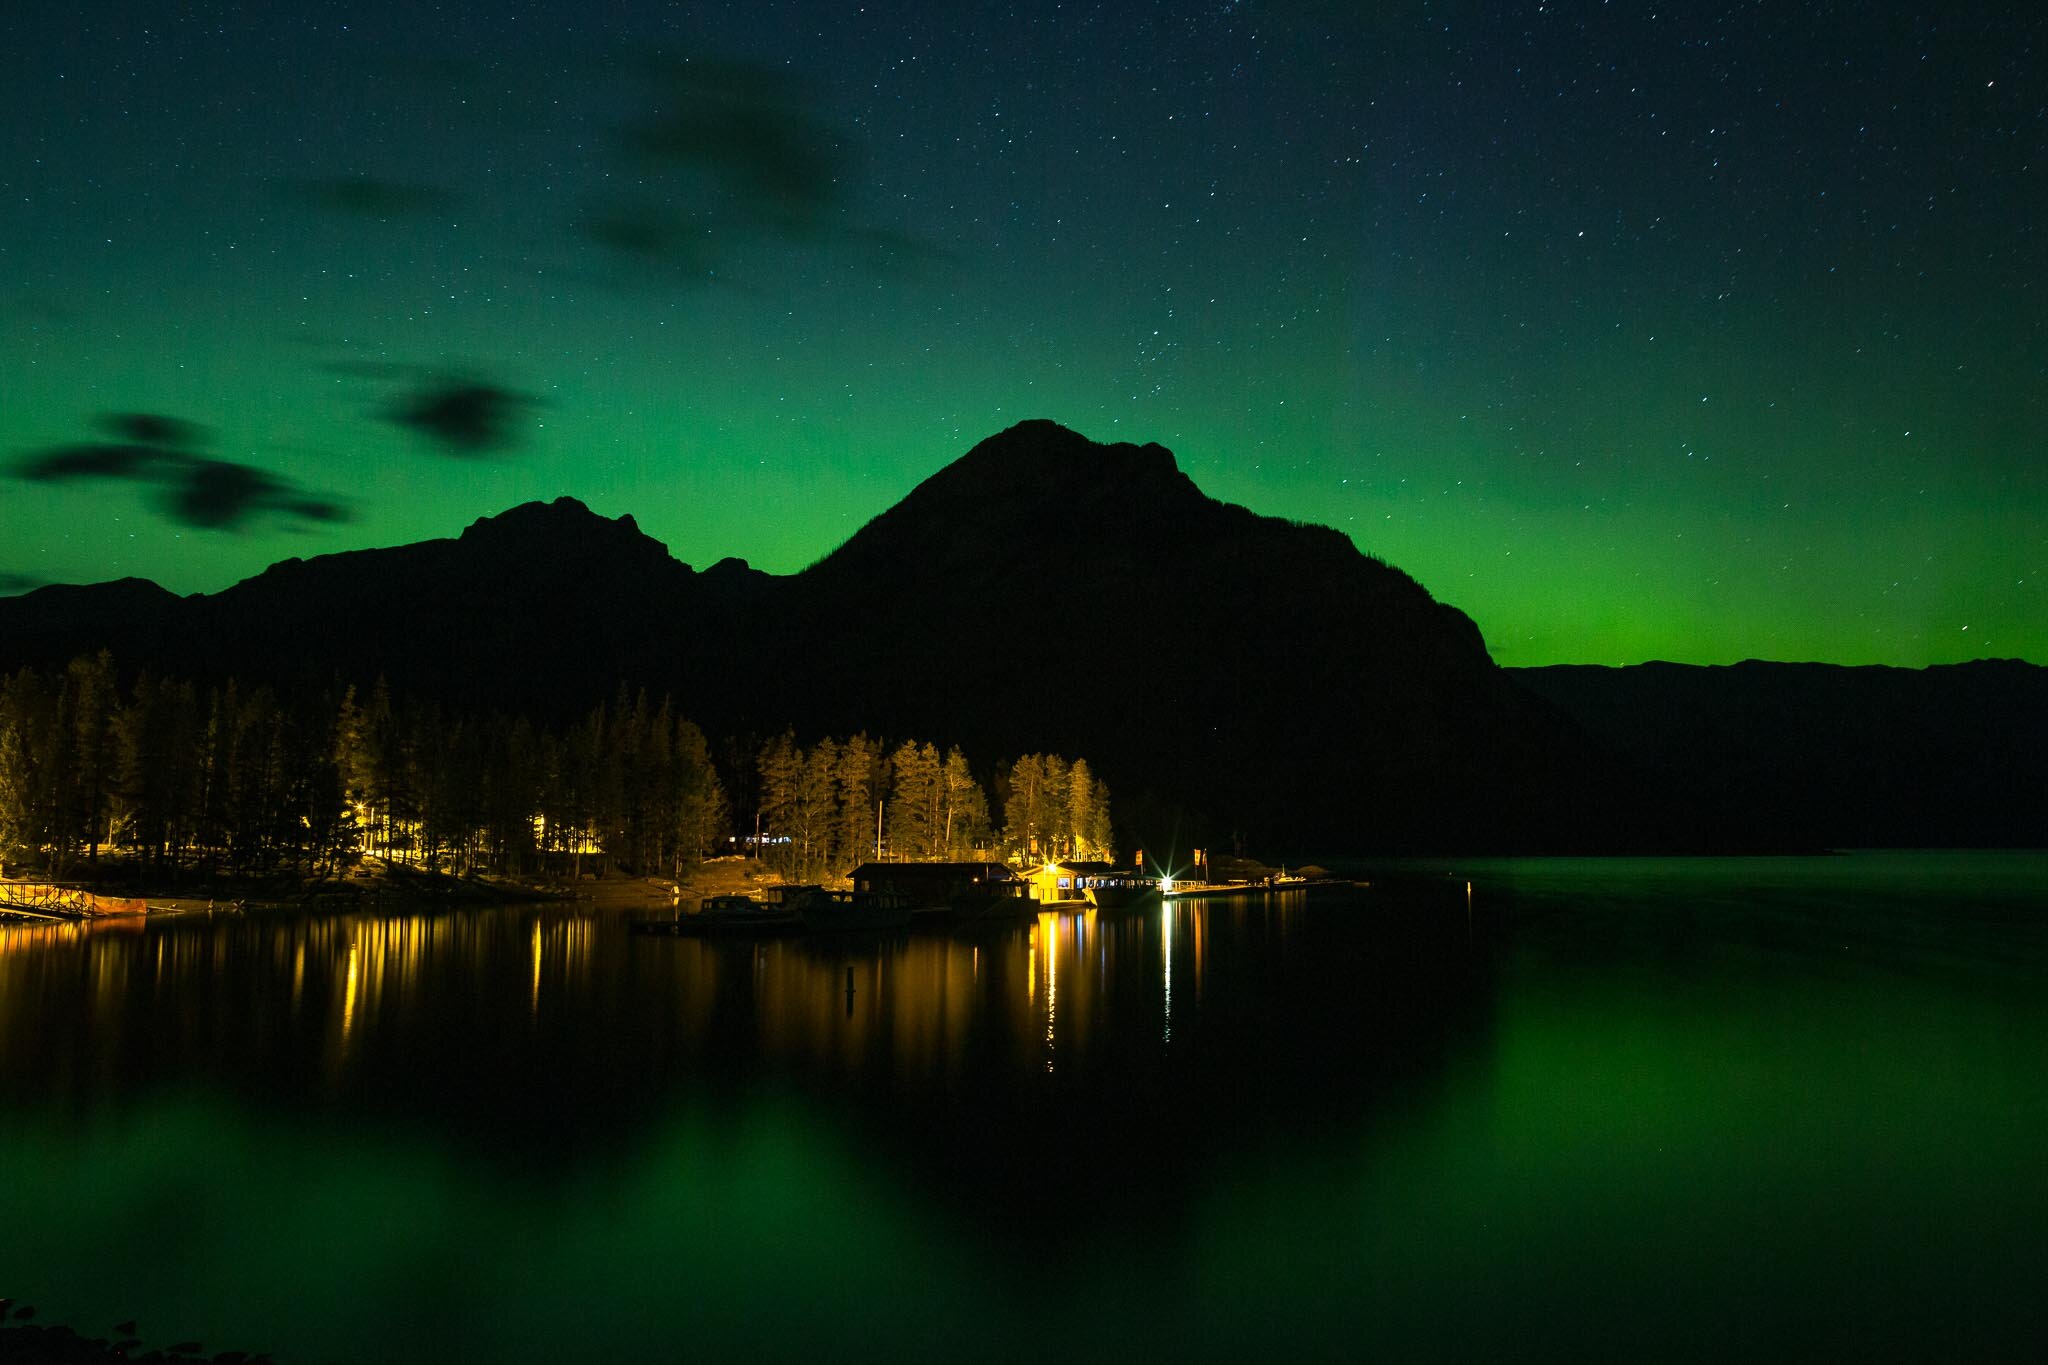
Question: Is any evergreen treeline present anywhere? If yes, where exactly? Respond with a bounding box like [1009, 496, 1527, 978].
[0, 653, 1119, 889]
[752, 732, 1115, 884]
[0, 654, 726, 883]
[1000, 753, 1114, 866]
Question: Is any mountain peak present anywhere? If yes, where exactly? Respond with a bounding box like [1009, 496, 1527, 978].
[461, 495, 632, 541]
[932, 419, 1189, 501]
[455, 495, 680, 566]
[806, 421, 1207, 580]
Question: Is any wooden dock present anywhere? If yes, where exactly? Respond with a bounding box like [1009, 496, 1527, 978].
[0, 882, 149, 921]
[1162, 879, 1348, 901]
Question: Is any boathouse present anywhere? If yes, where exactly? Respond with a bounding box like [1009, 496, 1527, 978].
[1022, 860, 1148, 903]
[848, 861, 1023, 903]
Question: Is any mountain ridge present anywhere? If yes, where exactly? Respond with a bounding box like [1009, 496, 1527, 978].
[9, 421, 2013, 852]
[1515, 659, 2048, 848]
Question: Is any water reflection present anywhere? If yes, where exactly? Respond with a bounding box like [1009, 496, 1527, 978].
[1039, 912, 1056, 1071]
[1162, 900, 1174, 1042]
[340, 941, 359, 1044]
[5, 855, 2046, 1362]
[0, 886, 1488, 1223]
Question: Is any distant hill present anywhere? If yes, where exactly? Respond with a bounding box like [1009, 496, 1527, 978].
[0, 420, 1847, 855]
[1515, 660, 2048, 849]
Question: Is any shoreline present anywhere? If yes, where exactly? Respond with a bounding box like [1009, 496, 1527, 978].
[1, 855, 788, 924]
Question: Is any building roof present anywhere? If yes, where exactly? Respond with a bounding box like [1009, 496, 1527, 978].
[847, 861, 1018, 881]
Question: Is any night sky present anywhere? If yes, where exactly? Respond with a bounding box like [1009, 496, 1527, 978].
[3, 1, 2042, 666]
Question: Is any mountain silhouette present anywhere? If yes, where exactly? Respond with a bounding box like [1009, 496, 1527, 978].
[780, 420, 1647, 851]
[1517, 660, 2048, 849]
[0, 421, 1856, 854]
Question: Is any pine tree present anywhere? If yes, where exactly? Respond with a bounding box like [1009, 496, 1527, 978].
[672, 717, 726, 871]
[1001, 754, 1040, 859]
[560, 706, 604, 879]
[1067, 760, 1114, 861]
[60, 651, 118, 871]
[834, 733, 878, 869]
[0, 670, 45, 878]
[636, 696, 675, 876]
[887, 740, 942, 860]
[941, 747, 991, 856]
[20, 672, 69, 876]
[332, 686, 371, 866]
[117, 673, 201, 878]
[485, 715, 542, 876]
[793, 737, 838, 880]
[757, 730, 801, 875]
[1086, 777, 1114, 862]
[361, 678, 401, 862]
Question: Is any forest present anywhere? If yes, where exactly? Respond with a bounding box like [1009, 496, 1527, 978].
[0, 653, 1113, 889]
[754, 732, 1115, 885]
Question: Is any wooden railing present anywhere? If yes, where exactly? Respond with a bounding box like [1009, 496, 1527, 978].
[0, 882, 149, 919]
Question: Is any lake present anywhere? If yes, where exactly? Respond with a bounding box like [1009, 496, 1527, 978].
[4, 852, 2045, 1361]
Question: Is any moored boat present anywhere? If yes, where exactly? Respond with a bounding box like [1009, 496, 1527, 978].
[847, 861, 1036, 924]
[1084, 877, 1162, 911]
[633, 893, 801, 936]
[786, 887, 918, 932]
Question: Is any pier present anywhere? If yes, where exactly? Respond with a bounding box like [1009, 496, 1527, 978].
[0, 882, 149, 922]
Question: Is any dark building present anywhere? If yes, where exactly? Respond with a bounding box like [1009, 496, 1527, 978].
[848, 861, 1027, 906]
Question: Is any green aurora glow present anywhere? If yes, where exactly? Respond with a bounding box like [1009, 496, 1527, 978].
[2, 3, 2041, 666]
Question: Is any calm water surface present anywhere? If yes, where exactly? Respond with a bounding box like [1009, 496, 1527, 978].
[3, 853, 2045, 1361]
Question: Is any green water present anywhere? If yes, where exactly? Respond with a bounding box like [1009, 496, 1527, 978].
[3, 853, 2044, 1361]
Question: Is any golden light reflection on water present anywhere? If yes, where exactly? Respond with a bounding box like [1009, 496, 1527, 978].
[340, 941, 360, 1044]
[1162, 902, 1174, 1043]
[528, 918, 595, 1022]
[0, 898, 1282, 1094]
[1040, 910, 1059, 1072]
[0, 920, 86, 956]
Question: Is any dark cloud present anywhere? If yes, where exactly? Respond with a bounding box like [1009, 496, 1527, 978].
[288, 175, 457, 217]
[101, 412, 209, 446]
[0, 572, 47, 595]
[11, 414, 353, 532]
[618, 58, 849, 237]
[15, 442, 180, 483]
[318, 364, 541, 455]
[578, 199, 716, 277]
[312, 49, 936, 286]
[161, 459, 353, 530]
[387, 379, 535, 456]
[569, 54, 937, 282]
